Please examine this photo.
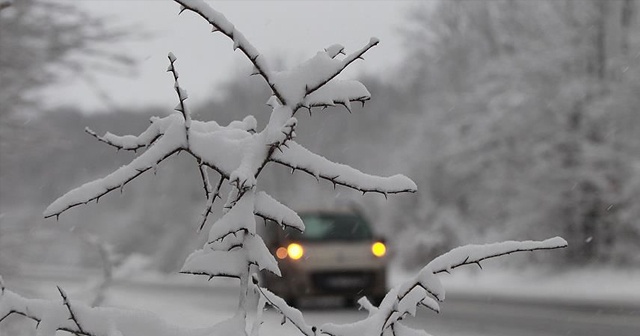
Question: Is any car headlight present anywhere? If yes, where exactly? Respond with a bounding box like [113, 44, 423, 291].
[371, 242, 386, 257]
[286, 243, 304, 260]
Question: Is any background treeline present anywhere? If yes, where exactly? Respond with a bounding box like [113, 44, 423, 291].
[1, 0, 639, 273]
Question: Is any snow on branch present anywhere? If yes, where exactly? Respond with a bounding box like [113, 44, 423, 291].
[269, 38, 379, 110]
[0, 287, 223, 336]
[426, 237, 568, 275]
[31, 3, 569, 336]
[44, 123, 187, 219]
[252, 282, 316, 336]
[254, 191, 305, 231]
[182, 235, 280, 279]
[313, 238, 568, 336]
[174, 0, 286, 105]
[302, 79, 371, 113]
[84, 114, 180, 152]
[271, 141, 417, 196]
[300, 38, 379, 104]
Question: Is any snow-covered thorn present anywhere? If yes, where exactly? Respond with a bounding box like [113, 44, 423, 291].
[360, 100, 366, 108]
[383, 192, 388, 200]
[211, 26, 219, 33]
[168, 51, 177, 62]
[357, 56, 365, 61]
[280, 315, 286, 325]
[462, 256, 470, 264]
[291, 168, 296, 174]
[475, 261, 483, 270]
[178, 5, 187, 15]
[56, 214, 59, 221]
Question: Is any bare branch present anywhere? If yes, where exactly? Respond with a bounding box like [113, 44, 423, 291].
[167, 52, 192, 142]
[198, 175, 224, 231]
[57, 286, 87, 335]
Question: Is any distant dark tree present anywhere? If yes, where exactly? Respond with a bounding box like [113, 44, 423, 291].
[0, 0, 133, 120]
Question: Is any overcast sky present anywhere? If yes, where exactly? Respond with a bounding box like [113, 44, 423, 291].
[42, 0, 422, 113]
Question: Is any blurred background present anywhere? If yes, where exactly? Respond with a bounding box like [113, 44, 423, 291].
[1, 0, 640, 279]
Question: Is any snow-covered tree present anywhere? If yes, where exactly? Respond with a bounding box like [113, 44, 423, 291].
[0, 1, 567, 335]
[394, 0, 640, 266]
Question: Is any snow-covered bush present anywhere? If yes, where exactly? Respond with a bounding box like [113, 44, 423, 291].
[0, 1, 567, 335]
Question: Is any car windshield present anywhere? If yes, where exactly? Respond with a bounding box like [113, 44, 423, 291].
[288, 213, 373, 242]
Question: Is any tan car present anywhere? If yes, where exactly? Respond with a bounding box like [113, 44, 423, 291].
[260, 209, 388, 307]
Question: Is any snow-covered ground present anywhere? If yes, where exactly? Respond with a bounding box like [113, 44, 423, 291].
[5, 262, 639, 336]
[390, 263, 640, 309]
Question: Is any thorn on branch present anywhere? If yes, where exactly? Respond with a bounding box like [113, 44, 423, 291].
[178, 5, 187, 15]
[475, 261, 483, 270]
[57, 286, 85, 334]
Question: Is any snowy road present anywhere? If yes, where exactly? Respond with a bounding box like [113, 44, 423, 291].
[8, 276, 638, 336]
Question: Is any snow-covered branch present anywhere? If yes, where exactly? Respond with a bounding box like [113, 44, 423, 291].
[251, 281, 316, 336]
[298, 38, 379, 109]
[84, 114, 178, 152]
[173, 0, 287, 105]
[44, 122, 186, 219]
[271, 141, 417, 196]
[24, 2, 570, 336]
[302, 79, 371, 113]
[0, 287, 228, 336]
[312, 238, 568, 336]
[253, 191, 305, 232]
[426, 237, 568, 275]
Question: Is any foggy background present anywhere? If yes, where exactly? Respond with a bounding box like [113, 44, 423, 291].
[1, 0, 640, 277]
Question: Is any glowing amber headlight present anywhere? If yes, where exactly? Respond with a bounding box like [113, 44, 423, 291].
[276, 247, 288, 260]
[287, 243, 304, 260]
[371, 242, 386, 257]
